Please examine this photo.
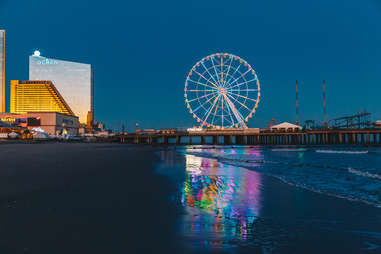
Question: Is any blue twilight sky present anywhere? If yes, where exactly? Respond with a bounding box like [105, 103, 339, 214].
[0, 0, 380, 130]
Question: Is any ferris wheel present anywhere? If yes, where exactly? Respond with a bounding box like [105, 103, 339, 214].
[184, 53, 260, 129]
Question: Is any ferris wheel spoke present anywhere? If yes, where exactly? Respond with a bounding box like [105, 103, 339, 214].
[227, 91, 257, 102]
[201, 61, 219, 85]
[210, 56, 221, 87]
[224, 63, 242, 87]
[187, 91, 218, 103]
[192, 92, 219, 113]
[222, 94, 247, 128]
[223, 98, 235, 126]
[223, 57, 234, 87]
[188, 79, 218, 90]
[226, 93, 252, 112]
[221, 95, 224, 127]
[228, 78, 258, 90]
[220, 56, 224, 84]
[187, 89, 216, 92]
[220, 96, 234, 126]
[202, 94, 221, 125]
[211, 96, 221, 126]
[193, 70, 219, 88]
[228, 69, 251, 88]
[212, 95, 224, 127]
[228, 89, 258, 92]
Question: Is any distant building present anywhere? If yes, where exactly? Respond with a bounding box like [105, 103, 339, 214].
[10, 80, 74, 116]
[86, 110, 94, 131]
[0, 30, 5, 112]
[29, 53, 94, 124]
[0, 112, 79, 135]
[93, 121, 105, 131]
[270, 122, 302, 132]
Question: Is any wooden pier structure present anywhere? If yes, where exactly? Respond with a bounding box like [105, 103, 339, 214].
[120, 129, 381, 146]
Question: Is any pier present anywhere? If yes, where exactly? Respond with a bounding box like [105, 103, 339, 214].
[120, 129, 381, 146]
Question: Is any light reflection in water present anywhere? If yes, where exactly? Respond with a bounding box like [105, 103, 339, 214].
[180, 147, 263, 248]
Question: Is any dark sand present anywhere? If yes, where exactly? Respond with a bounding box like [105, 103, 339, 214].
[0, 143, 179, 253]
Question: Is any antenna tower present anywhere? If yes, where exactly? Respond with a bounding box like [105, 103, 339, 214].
[323, 80, 327, 127]
[296, 80, 299, 125]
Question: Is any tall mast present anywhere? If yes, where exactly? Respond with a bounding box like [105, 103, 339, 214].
[323, 80, 327, 127]
[296, 80, 299, 125]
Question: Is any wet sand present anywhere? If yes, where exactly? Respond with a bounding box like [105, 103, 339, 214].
[0, 143, 180, 253]
[157, 148, 381, 254]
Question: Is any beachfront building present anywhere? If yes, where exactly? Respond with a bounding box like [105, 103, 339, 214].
[29, 52, 93, 124]
[0, 112, 79, 135]
[0, 30, 5, 112]
[10, 80, 74, 116]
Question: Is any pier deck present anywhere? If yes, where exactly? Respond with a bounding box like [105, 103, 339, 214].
[120, 129, 381, 146]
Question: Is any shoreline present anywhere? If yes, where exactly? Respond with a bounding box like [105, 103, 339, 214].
[183, 145, 381, 209]
[219, 159, 381, 209]
[157, 147, 381, 253]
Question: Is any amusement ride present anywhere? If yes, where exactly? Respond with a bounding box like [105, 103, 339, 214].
[184, 53, 260, 129]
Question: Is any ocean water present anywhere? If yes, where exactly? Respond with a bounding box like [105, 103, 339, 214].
[156, 145, 381, 253]
[184, 146, 381, 208]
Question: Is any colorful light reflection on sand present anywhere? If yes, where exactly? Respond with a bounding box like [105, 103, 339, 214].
[180, 147, 263, 248]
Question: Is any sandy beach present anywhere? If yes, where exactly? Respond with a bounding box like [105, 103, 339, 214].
[0, 143, 180, 253]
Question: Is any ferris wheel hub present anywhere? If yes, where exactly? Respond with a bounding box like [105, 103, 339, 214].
[217, 87, 227, 95]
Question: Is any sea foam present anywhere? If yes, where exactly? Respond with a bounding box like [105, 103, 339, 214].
[348, 168, 381, 180]
[316, 150, 368, 154]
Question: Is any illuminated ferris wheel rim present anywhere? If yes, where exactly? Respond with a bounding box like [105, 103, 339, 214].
[184, 53, 261, 129]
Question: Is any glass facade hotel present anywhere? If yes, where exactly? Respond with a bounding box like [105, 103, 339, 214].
[29, 55, 93, 123]
[0, 30, 5, 112]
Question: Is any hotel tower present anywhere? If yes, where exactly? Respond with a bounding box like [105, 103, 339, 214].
[29, 53, 93, 124]
[10, 80, 74, 116]
[0, 30, 5, 112]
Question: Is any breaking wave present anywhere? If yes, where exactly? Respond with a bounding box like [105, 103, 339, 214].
[271, 148, 308, 152]
[316, 150, 368, 154]
[348, 168, 381, 180]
